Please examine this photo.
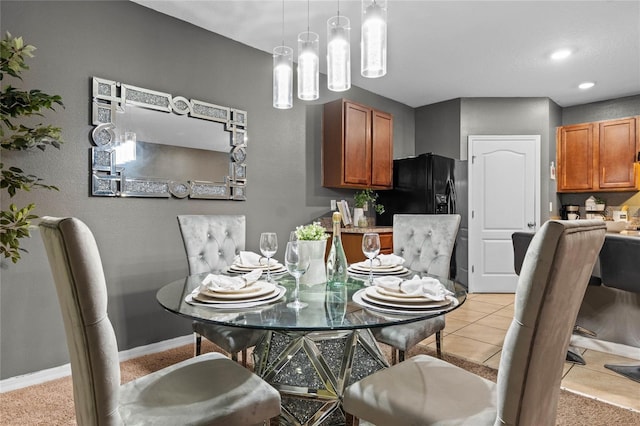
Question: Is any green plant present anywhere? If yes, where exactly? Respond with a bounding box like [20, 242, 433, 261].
[353, 189, 385, 215]
[594, 196, 606, 205]
[1, 32, 63, 263]
[295, 222, 329, 241]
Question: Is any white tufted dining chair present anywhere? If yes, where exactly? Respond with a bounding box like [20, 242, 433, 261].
[372, 214, 461, 363]
[344, 220, 606, 426]
[39, 216, 281, 425]
[177, 215, 266, 364]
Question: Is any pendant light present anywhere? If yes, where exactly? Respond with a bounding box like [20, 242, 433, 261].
[361, 0, 387, 78]
[273, 0, 292, 109]
[297, 1, 319, 100]
[327, 1, 351, 92]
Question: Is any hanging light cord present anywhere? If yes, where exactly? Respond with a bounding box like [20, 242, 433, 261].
[281, 0, 285, 46]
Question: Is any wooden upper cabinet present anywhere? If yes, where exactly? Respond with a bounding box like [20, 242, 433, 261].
[371, 109, 393, 188]
[557, 122, 594, 191]
[598, 118, 638, 189]
[322, 99, 393, 189]
[557, 116, 640, 193]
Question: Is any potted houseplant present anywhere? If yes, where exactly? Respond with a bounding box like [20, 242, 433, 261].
[1, 33, 64, 263]
[353, 189, 385, 227]
[294, 222, 329, 286]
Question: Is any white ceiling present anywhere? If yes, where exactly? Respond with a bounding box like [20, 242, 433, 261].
[132, 0, 640, 108]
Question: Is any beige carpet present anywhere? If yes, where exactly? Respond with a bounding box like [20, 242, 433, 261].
[1, 341, 639, 425]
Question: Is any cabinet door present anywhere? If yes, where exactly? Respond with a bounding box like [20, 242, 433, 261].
[343, 102, 372, 186]
[557, 123, 594, 192]
[371, 110, 393, 188]
[597, 117, 638, 190]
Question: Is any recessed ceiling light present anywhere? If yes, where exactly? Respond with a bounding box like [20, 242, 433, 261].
[579, 82, 595, 90]
[551, 49, 572, 60]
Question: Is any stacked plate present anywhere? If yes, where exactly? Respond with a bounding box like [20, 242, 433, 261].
[348, 261, 410, 277]
[186, 281, 286, 309]
[352, 285, 454, 315]
[227, 259, 287, 276]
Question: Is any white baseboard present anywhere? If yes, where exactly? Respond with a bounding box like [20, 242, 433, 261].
[0, 335, 193, 393]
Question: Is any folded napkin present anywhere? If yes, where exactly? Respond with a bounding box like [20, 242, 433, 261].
[201, 269, 261, 291]
[371, 253, 405, 267]
[373, 275, 452, 301]
[236, 251, 271, 267]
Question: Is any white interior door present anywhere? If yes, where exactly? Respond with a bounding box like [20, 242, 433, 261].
[468, 135, 540, 293]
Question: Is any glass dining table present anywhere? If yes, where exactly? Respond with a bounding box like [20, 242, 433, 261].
[156, 270, 467, 426]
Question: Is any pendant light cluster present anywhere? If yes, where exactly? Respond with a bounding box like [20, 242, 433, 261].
[273, 0, 388, 109]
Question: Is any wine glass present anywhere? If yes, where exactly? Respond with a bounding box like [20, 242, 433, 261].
[259, 232, 278, 282]
[285, 241, 310, 309]
[362, 233, 381, 285]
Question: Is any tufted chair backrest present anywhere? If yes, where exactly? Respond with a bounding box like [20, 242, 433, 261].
[392, 214, 461, 278]
[177, 215, 246, 274]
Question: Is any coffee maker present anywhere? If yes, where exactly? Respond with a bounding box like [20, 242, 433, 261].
[561, 204, 580, 220]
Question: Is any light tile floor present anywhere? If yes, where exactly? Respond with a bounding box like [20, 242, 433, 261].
[419, 293, 640, 412]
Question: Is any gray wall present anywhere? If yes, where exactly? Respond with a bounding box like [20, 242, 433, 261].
[562, 94, 640, 125]
[0, 1, 415, 379]
[414, 99, 461, 158]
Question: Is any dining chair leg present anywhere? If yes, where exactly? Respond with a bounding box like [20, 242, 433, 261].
[391, 348, 397, 364]
[398, 349, 406, 363]
[436, 330, 442, 359]
[241, 348, 248, 367]
[194, 332, 202, 356]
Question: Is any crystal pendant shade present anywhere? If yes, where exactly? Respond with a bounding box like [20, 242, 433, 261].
[361, 0, 387, 78]
[327, 15, 351, 92]
[273, 45, 293, 109]
[297, 31, 319, 100]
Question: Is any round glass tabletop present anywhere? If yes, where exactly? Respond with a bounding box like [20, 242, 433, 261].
[156, 271, 467, 332]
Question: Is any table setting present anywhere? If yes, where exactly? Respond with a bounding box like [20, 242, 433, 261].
[226, 250, 287, 277]
[347, 253, 410, 277]
[352, 274, 458, 315]
[186, 269, 286, 309]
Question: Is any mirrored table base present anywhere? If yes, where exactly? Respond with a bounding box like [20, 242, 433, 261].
[253, 329, 390, 426]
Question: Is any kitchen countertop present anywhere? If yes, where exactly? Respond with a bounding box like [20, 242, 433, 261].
[324, 225, 393, 234]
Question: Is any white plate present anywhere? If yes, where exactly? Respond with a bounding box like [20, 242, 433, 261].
[364, 286, 452, 307]
[186, 285, 286, 308]
[195, 282, 276, 301]
[229, 261, 284, 271]
[200, 283, 264, 295]
[352, 289, 455, 315]
[351, 261, 405, 271]
[348, 266, 410, 276]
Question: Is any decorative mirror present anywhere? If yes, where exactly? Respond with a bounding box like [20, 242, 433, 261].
[90, 77, 247, 199]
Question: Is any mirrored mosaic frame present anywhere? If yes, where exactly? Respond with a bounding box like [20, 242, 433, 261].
[90, 77, 247, 200]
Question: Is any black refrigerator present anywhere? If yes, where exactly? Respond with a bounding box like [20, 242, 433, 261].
[377, 153, 457, 225]
[376, 153, 461, 280]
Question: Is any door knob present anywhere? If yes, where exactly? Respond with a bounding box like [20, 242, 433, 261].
[527, 222, 536, 229]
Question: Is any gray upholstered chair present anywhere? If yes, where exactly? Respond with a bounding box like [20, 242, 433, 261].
[177, 215, 266, 364]
[344, 220, 606, 426]
[372, 214, 461, 363]
[598, 234, 640, 382]
[39, 216, 281, 426]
